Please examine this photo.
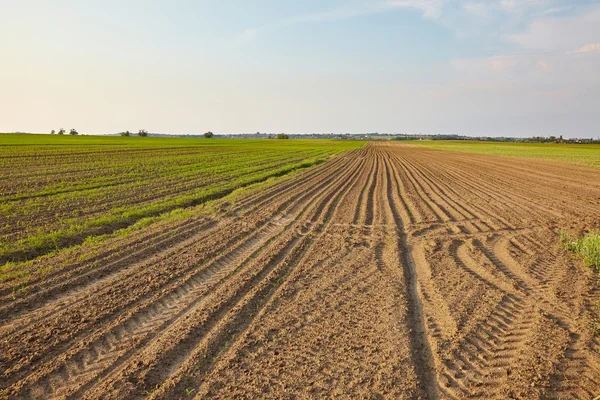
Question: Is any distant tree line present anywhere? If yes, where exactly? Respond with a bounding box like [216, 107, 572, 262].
[119, 129, 148, 137]
[392, 133, 600, 144]
[51, 128, 77, 135]
[46, 129, 598, 143]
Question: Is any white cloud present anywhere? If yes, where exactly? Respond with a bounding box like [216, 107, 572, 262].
[536, 59, 550, 69]
[500, 0, 547, 12]
[535, 88, 575, 99]
[229, 0, 446, 45]
[231, 28, 258, 46]
[508, 7, 600, 51]
[451, 50, 599, 90]
[385, 0, 445, 19]
[572, 43, 600, 53]
[462, 2, 489, 17]
[452, 55, 531, 75]
[541, 7, 570, 15]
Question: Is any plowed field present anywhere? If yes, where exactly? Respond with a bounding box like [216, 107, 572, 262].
[1, 142, 599, 399]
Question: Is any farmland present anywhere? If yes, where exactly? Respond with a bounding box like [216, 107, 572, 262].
[0, 134, 361, 265]
[1, 139, 600, 399]
[407, 140, 600, 168]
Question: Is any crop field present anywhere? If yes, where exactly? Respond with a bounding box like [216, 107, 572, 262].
[1, 139, 600, 399]
[0, 134, 361, 265]
[407, 140, 600, 168]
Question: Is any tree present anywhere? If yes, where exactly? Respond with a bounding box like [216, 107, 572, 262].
[204, 131, 214, 138]
[138, 129, 148, 137]
[120, 130, 131, 137]
[276, 133, 289, 139]
[50, 129, 55, 134]
[58, 128, 65, 135]
[69, 128, 79, 135]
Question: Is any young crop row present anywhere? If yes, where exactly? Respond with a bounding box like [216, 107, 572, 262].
[1, 149, 329, 220]
[0, 147, 320, 198]
[0, 135, 363, 264]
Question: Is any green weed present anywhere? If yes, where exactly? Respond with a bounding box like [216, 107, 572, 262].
[562, 230, 600, 337]
[561, 230, 600, 271]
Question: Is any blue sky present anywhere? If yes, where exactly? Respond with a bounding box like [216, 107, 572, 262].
[1, 0, 599, 137]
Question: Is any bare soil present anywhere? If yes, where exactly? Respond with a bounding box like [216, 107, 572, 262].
[1, 143, 599, 399]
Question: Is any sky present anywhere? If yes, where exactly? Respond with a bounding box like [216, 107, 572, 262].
[1, 0, 599, 137]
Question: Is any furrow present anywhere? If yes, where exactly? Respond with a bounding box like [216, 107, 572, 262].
[3, 151, 366, 396]
[146, 142, 367, 400]
[382, 154, 441, 399]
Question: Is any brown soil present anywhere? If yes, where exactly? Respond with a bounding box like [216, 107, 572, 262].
[1, 143, 599, 399]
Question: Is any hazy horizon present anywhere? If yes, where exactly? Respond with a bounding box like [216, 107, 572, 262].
[2, 1, 599, 138]
[4, 131, 599, 140]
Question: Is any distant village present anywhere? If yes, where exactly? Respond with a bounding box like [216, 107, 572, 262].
[6, 131, 600, 144]
[149, 132, 600, 144]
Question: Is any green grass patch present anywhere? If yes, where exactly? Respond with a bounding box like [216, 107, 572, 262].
[561, 230, 600, 335]
[405, 140, 600, 169]
[561, 231, 600, 271]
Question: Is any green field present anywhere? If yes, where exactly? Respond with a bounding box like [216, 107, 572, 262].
[407, 140, 600, 168]
[0, 134, 363, 264]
